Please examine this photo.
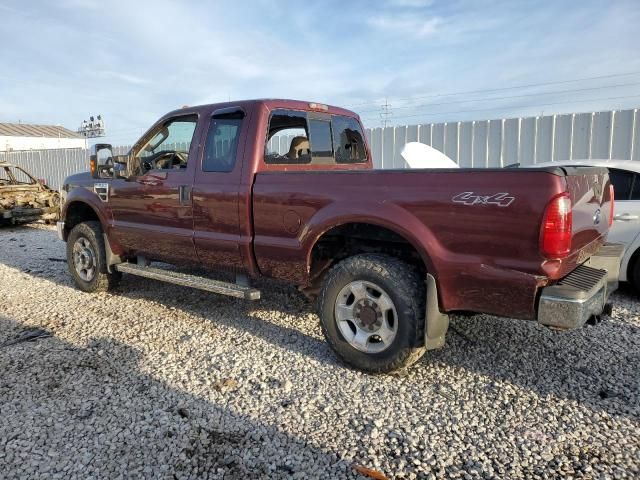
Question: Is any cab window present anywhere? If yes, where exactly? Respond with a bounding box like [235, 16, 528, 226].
[203, 111, 244, 172]
[308, 119, 333, 164]
[265, 110, 311, 164]
[133, 115, 198, 173]
[264, 110, 367, 166]
[332, 116, 366, 164]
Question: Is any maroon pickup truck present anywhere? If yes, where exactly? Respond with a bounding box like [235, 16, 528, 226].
[57, 99, 622, 372]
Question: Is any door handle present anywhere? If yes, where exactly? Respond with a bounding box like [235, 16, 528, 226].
[614, 213, 639, 221]
[179, 185, 192, 205]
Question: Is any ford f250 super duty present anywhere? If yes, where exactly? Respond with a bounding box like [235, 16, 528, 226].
[57, 99, 623, 372]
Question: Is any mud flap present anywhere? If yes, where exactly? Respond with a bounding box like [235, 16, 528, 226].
[103, 233, 122, 273]
[425, 273, 449, 349]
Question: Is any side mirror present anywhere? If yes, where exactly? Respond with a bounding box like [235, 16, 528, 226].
[90, 143, 113, 179]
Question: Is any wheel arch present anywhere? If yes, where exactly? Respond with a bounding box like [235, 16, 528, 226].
[61, 199, 105, 241]
[305, 217, 438, 290]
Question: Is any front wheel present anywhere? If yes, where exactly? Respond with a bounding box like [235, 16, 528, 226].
[66, 221, 121, 293]
[318, 254, 426, 373]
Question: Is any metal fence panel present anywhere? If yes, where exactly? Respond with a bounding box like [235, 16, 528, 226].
[472, 121, 489, 168]
[406, 124, 419, 143]
[370, 128, 383, 169]
[382, 127, 395, 169]
[432, 123, 445, 153]
[611, 109, 633, 159]
[519, 117, 536, 165]
[393, 126, 407, 168]
[591, 111, 612, 159]
[487, 119, 502, 167]
[553, 114, 572, 161]
[572, 113, 592, 159]
[444, 123, 459, 162]
[503, 118, 519, 166]
[458, 122, 473, 168]
[418, 123, 432, 145]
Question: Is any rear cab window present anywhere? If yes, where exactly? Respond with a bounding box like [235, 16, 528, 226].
[264, 109, 368, 167]
[203, 109, 245, 173]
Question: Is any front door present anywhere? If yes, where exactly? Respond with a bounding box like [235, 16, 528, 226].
[109, 114, 200, 264]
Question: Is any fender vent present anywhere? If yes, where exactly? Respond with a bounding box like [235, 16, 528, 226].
[94, 183, 109, 202]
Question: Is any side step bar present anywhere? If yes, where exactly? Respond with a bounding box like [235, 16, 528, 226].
[114, 263, 261, 300]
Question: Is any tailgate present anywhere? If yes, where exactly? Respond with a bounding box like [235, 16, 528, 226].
[562, 166, 612, 259]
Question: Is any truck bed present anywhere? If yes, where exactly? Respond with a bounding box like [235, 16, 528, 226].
[252, 166, 612, 319]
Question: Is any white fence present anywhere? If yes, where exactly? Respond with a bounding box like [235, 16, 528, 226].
[3, 108, 639, 189]
[367, 108, 640, 169]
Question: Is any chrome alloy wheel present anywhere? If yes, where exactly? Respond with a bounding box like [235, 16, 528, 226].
[334, 280, 398, 353]
[72, 236, 97, 282]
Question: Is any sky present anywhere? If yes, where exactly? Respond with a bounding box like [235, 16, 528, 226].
[1, 0, 639, 146]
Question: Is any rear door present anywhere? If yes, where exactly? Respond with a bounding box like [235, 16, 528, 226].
[192, 107, 247, 271]
[607, 168, 640, 247]
[563, 166, 611, 254]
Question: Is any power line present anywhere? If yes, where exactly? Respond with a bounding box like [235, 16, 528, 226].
[359, 94, 640, 123]
[345, 70, 640, 109]
[355, 81, 640, 115]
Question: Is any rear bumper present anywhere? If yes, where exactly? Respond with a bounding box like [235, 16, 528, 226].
[537, 243, 623, 329]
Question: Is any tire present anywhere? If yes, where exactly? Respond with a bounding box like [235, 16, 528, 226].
[318, 254, 426, 373]
[66, 221, 121, 293]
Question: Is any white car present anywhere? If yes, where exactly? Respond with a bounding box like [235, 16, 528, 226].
[532, 160, 640, 292]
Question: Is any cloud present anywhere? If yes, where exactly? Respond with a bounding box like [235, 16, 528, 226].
[367, 14, 442, 37]
[387, 0, 434, 7]
[1, 0, 639, 140]
[97, 71, 149, 86]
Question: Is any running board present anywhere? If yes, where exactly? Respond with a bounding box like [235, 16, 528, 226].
[114, 263, 261, 300]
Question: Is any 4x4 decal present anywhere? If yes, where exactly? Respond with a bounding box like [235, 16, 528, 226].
[452, 191, 515, 207]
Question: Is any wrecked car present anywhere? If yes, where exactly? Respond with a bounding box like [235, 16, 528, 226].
[0, 162, 60, 225]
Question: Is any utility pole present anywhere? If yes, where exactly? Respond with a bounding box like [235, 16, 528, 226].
[380, 97, 392, 128]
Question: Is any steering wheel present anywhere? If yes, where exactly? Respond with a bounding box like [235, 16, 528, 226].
[141, 151, 188, 172]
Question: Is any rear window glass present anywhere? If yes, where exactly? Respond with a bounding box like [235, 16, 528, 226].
[264, 110, 367, 166]
[332, 116, 366, 164]
[609, 169, 633, 200]
[265, 110, 310, 164]
[309, 119, 333, 163]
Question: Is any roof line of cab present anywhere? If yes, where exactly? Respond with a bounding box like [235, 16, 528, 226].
[162, 99, 359, 120]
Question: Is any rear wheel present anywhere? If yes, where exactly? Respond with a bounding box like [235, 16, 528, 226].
[66, 221, 121, 292]
[318, 254, 426, 373]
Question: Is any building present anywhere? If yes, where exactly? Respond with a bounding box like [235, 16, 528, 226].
[0, 123, 87, 152]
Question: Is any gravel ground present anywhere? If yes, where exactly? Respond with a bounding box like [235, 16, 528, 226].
[0, 224, 639, 479]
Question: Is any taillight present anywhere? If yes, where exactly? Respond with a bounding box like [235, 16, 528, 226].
[609, 184, 615, 227]
[540, 193, 572, 258]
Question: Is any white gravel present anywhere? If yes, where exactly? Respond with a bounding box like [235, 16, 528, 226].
[0, 224, 638, 479]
